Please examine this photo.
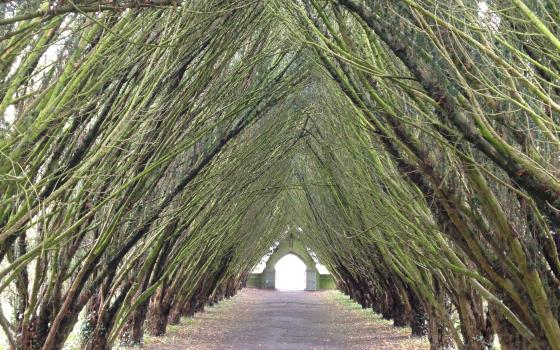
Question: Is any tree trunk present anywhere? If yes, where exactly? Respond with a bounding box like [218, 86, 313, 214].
[146, 286, 172, 337]
[490, 306, 541, 350]
[455, 284, 492, 350]
[427, 312, 454, 350]
[409, 293, 427, 337]
[392, 296, 409, 327]
[425, 286, 454, 350]
[168, 304, 182, 325]
[119, 299, 149, 346]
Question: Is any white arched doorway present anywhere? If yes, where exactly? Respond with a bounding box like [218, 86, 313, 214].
[274, 254, 307, 291]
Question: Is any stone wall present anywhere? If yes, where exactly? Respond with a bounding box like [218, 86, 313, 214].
[245, 272, 336, 290]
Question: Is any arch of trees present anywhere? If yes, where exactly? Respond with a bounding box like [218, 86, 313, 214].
[0, 0, 559, 349]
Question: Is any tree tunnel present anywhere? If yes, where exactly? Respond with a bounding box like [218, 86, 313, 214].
[1, 0, 560, 349]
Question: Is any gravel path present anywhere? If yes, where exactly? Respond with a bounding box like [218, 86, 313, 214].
[142, 289, 429, 350]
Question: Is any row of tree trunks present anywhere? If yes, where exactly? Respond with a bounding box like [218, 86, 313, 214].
[335, 267, 428, 339]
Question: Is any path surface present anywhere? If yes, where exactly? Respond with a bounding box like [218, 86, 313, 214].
[142, 289, 429, 350]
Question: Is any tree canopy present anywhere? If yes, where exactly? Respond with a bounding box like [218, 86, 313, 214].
[0, 0, 559, 349]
